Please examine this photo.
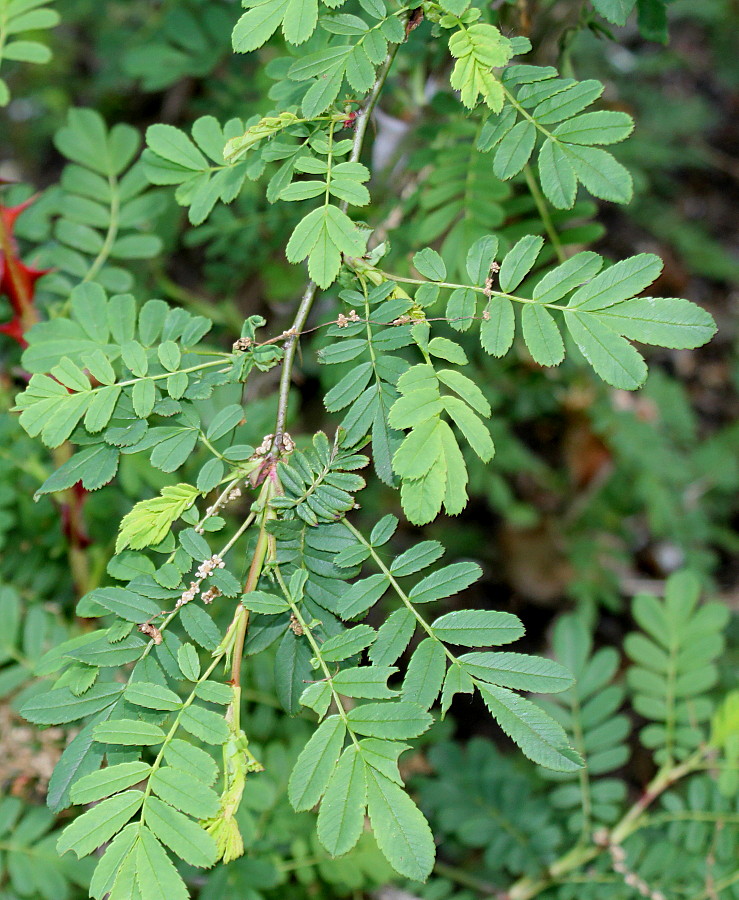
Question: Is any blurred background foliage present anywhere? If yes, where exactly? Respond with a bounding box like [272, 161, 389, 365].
[0, 0, 737, 897]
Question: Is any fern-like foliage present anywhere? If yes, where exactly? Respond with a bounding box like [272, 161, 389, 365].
[29, 108, 164, 297]
[420, 739, 563, 879]
[626, 569, 729, 766]
[538, 614, 630, 837]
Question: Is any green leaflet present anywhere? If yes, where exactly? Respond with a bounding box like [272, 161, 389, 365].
[144, 797, 218, 869]
[71, 762, 153, 805]
[346, 701, 433, 739]
[522, 304, 565, 367]
[477, 683, 583, 772]
[401, 638, 446, 709]
[431, 610, 524, 647]
[135, 826, 189, 900]
[288, 715, 346, 811]
[458, 652, 574, 693]
[57, 790, 144, 858]
[149, 768, 220, 819]
[316, 745, 368, 856]
[21, 684, 123, 725]
[366, 768, 435, 881]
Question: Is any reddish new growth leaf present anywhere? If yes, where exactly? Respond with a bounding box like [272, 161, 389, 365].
[0, 195, 49, 346]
